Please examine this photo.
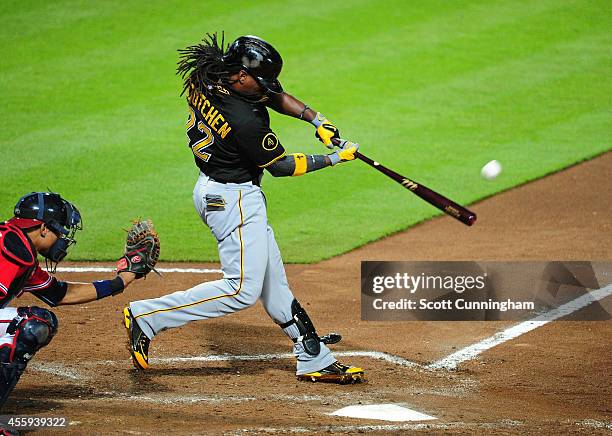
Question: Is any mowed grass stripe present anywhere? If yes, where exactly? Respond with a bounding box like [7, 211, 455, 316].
[1, 0, 592, 148]
[0, 0, 373, 134]
[4, 0, 554, 129]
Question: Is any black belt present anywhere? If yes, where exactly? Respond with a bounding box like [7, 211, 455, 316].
[206, 174, 261, 187]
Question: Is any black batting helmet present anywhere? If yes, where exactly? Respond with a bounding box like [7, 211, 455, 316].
[223, 35, 283, 94]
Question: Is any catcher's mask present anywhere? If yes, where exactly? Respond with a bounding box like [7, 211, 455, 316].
[9, 192, 82, 268]
[223, 35, 283, 95]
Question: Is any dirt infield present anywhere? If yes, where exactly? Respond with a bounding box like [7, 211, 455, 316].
[6, 152, 611, 434]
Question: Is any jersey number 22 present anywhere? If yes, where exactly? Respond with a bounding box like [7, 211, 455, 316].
[187, 107, 214, 162]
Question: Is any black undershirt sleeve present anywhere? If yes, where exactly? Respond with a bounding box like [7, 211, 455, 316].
[266, 153, 330, 177]
[32, 280, 68, 307]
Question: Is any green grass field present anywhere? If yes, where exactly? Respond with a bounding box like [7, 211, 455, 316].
[1, 0, 610, 262]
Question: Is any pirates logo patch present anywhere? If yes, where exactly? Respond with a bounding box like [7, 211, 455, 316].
[262, 133, 279, 151]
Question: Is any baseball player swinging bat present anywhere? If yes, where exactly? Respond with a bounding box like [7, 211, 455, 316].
[332, 139, 477, 226]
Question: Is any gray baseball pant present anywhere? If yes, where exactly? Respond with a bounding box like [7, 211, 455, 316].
[129, 172, 336, 374]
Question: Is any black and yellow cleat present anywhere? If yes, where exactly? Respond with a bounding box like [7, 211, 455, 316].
[297, 361, 366, 384]
[123, 307, 150, 370]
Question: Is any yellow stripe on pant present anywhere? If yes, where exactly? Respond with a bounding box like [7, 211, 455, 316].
[134, 191, 245, 319]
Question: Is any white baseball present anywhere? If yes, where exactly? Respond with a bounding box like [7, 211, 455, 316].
[481, 160, 502, 180]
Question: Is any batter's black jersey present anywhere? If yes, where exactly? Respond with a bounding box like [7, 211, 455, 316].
[185, 84, 286, 183]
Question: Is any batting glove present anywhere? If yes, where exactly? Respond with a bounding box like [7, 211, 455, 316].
[329, 140, 359, 165]
[311, 112, 340, 149]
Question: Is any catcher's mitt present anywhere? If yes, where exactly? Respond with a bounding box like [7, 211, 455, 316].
[117, 219, 160, 278]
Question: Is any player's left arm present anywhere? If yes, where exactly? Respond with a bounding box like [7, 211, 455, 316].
[26, 220, 158, 306]
[28, 267, 137, 306]
[266, 92, 340, 148]
[266, 140, 359, 177]
[57, 272, 137, 305]
[64, 218, 159, 305]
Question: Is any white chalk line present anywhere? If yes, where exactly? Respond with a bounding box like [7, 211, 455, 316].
[55, 392, 343, 406]
[28, 362, 86, 380]
[150, 350, 419, 368]
[29, 351, 418, 383]
[577, 419, 612, 431]
[56, 266, 222, 274]
[229, 420, 523, 434]
[428, 284, 612, 370]
[106, 392, 257, 405]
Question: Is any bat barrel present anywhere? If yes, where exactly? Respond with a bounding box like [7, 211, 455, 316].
[354, 151, 477, 226]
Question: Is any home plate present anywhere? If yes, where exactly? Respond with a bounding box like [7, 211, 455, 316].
[330, 404, 437, 422]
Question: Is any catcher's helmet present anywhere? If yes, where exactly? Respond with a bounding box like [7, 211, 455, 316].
[223, 35, 283, 94]
[9, 192, 82, 263]
[12, 192, 81, 235]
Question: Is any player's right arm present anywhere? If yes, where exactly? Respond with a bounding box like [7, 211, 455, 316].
[266, 92, 340, 149]
[236, 110, 358, 177]
[266, 140, 359, 177]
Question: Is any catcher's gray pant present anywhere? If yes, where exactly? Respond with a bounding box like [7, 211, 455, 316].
[129, 172, 336, 374]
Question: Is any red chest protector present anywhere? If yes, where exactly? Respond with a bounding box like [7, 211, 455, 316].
[0, 222, 37, 308]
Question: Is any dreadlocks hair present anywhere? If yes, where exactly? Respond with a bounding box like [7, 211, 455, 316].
[177, 32, 239, 97]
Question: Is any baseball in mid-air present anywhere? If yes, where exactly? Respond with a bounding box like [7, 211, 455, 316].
[481, 160, 502, 180]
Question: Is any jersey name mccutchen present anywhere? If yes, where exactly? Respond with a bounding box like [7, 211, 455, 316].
[186, 84, 286, 184]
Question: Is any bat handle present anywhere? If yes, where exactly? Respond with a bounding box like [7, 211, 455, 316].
[330, 138, 369, 164]
[331, 138, 364, 159]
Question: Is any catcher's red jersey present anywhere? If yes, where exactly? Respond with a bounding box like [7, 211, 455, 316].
[0, 222, 57, 308]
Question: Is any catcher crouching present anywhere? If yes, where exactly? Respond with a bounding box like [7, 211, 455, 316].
[0, 192, 160, 408]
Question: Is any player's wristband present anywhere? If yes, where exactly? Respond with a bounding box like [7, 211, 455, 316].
[309, 154, 329, 171]
[310, 112, 327, 128]
[298, 105, 310, 120]
[328, 152, 341, 166]
[295, 154, 330, 174]
[93, 276, 125, 299]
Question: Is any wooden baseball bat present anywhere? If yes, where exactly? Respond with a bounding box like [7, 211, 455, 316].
[354, 150, 477, 226]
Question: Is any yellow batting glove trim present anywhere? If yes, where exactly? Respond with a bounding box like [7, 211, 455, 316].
[291, 153, 308, 176]
[338, 144, 358, 161]
[316, 124, 334, 146]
